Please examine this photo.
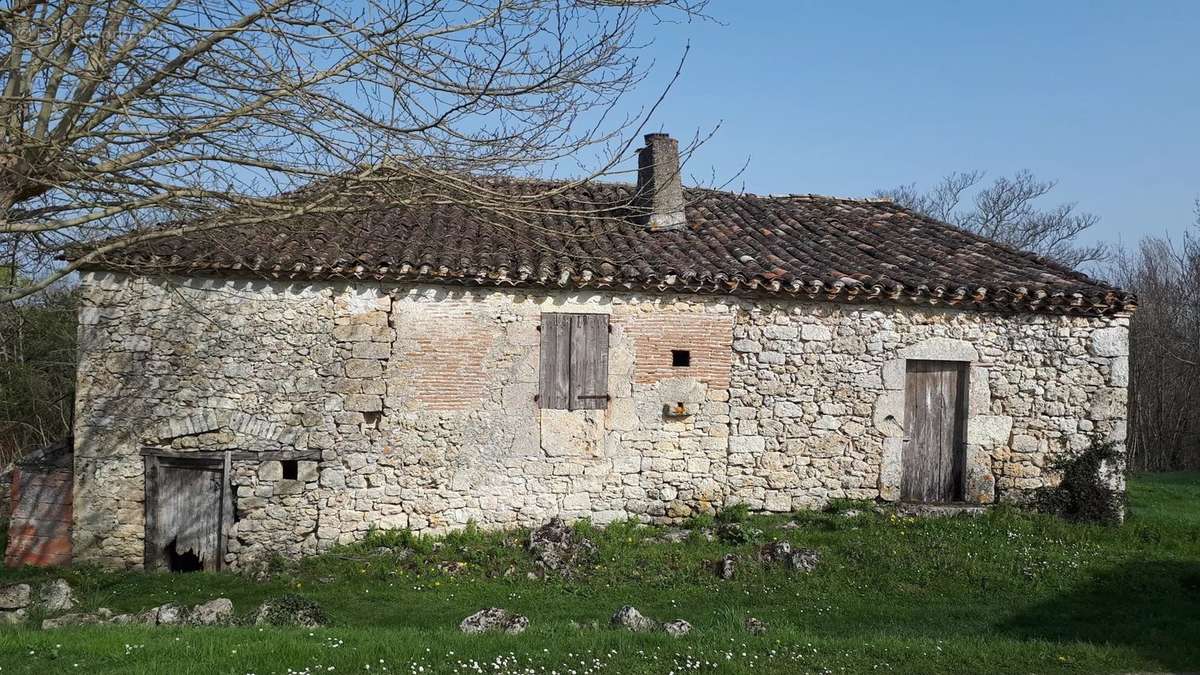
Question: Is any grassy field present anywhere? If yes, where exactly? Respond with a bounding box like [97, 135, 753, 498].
[0, 473, 1197, 674]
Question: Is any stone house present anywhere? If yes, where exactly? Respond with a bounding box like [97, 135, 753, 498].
[62, 134, 1133, 570]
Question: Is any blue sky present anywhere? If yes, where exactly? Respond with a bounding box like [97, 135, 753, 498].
[628, 0, 1199, 246]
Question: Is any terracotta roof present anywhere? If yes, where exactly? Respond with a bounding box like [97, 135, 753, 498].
[77, 179, 1134, 315]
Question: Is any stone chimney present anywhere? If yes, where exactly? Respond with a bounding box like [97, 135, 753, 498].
[634, 133, 686, 231]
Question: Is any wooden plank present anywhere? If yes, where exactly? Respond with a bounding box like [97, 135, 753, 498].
[216, 450, 231, 571]
[143, 456, 160, 569]
[538, 313, 571, 409]
[569, 313, 610, 410]
[902, 360, 967, 503]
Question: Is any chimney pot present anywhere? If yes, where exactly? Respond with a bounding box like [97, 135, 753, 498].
[635, 133, 686, 231]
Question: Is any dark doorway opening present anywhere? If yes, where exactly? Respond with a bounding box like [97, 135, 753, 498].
[166, 539, 204, 572]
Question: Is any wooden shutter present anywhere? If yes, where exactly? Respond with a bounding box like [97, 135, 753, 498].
[538, 313, 610, 410]
[538, 313, 571, 409]
[569, 313, 609, 410]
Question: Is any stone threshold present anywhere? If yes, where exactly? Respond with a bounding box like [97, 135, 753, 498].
[895, 502, 988, 518]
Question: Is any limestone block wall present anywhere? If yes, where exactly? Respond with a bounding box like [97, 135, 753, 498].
[71, 272, 1128, 568]
[726, 304, 1129, 512]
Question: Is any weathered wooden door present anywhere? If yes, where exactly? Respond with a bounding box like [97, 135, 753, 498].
[902, 360, 968, 503]
[144, 454, 231, 571]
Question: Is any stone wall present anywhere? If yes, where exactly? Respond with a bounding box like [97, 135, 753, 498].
[72, 272, 1129, 568]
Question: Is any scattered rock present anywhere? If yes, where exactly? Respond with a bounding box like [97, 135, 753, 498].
[611, 605, 658, 633]
[0, 584, 32, 610]
[40, 579, 75, 613]
[110, 608, 158, 626]
[42, 612, 103, 629]
[528, 518, 596, 576]
[717, 522, 762, 544]
[156, 603, 186, 625]
[788, 548, 821, 572]
[716, 522, 746, 544]
[658, 529, 691, 544]
[757, 541, 820, 572]
[715, 554, 737, 580]
[459, 607, 529, 635]
[779, 521, 801, 530]
[759, 541, 792, 563]
[744, 617, 768, 635]
[134, 608, 161, 625]
[663, 619, 692, 637]
[190, 598, 234, 626]
[841, 509, 862, 518]
[0, 609, 27, 626]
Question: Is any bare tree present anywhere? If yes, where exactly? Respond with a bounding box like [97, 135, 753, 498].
[0, 0, 706, 301]
[1108, 223, 1200, 472]
[0, 281, 75, 466]
[877, 170, 1107, 269]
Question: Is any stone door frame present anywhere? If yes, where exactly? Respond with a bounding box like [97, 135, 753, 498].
[875, 337, 1007, 504]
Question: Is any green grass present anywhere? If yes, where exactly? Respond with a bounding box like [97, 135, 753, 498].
[1, 473, 1198, 674]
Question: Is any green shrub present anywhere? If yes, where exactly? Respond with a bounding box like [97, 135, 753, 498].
[824, 498, 874, 515]
[361, 527, 434, 555]
[1034, 440, 1125, 524]
[715, 502, 750, 524]
[254, 593, 329, 627]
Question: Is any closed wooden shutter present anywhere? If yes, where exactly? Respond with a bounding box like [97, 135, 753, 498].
[538, 313, 571, 410]
[538, 313, 609, 410]
[569, 313, 609, 410]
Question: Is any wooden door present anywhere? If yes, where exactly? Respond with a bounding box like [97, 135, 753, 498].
[144, 455, 230, 571]
[902, 360, 968, 503]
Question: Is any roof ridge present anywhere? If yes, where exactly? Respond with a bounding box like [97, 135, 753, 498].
[482, 175, 885, 204]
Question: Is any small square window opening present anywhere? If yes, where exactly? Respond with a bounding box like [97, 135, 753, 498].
[281, 459, 298, 480]
[672, 349, 691, 367]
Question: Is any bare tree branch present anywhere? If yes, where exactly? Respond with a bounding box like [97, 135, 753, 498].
[0, 0, 711, 301]
[876, 170, 1108, 270]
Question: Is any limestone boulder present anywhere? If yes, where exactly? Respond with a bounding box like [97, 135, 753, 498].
[40, 579, 75, 613]
[663, 619, 692, 637]
[0, 609, 27, 625]
[527, 518, 595, 576]
[611, 605, 657, 633]
[190, 598, 234, 626]
[787, 548, 821, 572]
[0, 584, 31, 611]
[156, 603, 186, 625]
[714, 554, 736, 580]
[758, 541, 792, 563]
[42, 609, 111, 629]
[459, 607, 529, 635]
